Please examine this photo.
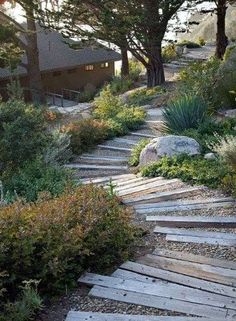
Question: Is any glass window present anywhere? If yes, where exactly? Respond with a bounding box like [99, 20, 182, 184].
[101, 62, 109, 68]
[85, 65, 94, 71]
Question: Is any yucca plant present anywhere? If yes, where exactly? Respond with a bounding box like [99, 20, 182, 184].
[162, 95, 208, 134]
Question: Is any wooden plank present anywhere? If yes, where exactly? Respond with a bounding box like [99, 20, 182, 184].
[90, 286, 233, 318]
[135, 197, 235, 209]
[137, 202, 235, 213]
[112, 269, 236, 310]
[153, 249, 236, 270]
[97, 145, 132, 152]
[130, 132, 156, 138]
[166, 234, 236, 247]
[146, 215, 236, 228]
[81, 174, 135, 185]
[66, 311, 225, 321]
[154, 227, 236, 240]
[113, 138, 137, 145]
[79, 156, 128, 162]
[65, 164, 128, 170]
[116, 177, 167, 192]
[125, 187, 202, 205]
[121, 261, 236, 298]
[117, 178, 177, 195]
[137, 255, 236, 286]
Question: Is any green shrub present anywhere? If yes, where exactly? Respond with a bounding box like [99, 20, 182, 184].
[63, 119, 109, 155]
[127, 87, 164, 106]
[0, 100, 49, 170]
[177, 40, 201, 48]
[141, 155, 230, 189]
[162, 44, 178, 63]
[221, 174, 236, 197]
[2, 157, 74, 203]
[129, 59, 144, 81]
[109, 77, 133, 95]
[115, 108, 146, 131]
[129, 139, 150, 166]
[211, 135, 236, 170]
[178, 58, 221, 110]
[162, 95, 208, 134]
[0, 185, 136, 295]
[94, 85, 125, 119]
[198, 37, 206, 46]
[224, 45, 236, 61]
[79, 89, 96, 103]
[0, 281, 43, 321]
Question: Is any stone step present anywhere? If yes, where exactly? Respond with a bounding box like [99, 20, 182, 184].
[97, 145, 132, 152]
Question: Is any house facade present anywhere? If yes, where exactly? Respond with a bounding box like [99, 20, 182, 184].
[0, 28, 121, 100]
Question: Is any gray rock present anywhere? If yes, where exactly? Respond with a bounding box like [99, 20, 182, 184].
[139, 135, 201, 167]
[204, 153, 217, 160]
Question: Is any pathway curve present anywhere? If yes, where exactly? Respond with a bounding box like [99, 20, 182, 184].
[64, 96, 236, 320]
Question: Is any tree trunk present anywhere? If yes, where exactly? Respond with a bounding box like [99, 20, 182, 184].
[215, 0, 228, 60]
[121, 46, 129, 78]
[146, 46, 165, 87]
[25, 9, 45, 104]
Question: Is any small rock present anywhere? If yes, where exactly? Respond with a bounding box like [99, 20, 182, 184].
[204, 153, 217, 160]
[139, 135, 201, 167]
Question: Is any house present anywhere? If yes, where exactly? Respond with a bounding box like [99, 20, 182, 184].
[0, 28, 121, 100]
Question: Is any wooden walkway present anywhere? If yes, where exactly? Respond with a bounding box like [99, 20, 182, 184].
[65, 104, 236, 320]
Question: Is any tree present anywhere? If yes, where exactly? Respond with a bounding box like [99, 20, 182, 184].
[0, 1, 48, 103]
[48, 0, 186, 87]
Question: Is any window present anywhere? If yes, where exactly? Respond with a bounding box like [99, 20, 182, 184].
[101, 62, 109, 68]
[85, 65, 94, 71]
[53, 71, 62, 77]
[68, 68, 77, 74]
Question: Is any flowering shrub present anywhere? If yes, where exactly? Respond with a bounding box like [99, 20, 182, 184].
[0, 185, 136, 296]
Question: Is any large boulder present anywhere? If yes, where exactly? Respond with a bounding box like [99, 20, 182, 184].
[139, 135, 201, 167]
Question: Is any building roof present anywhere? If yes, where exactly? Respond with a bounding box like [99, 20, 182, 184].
[0, 28, 121, 79]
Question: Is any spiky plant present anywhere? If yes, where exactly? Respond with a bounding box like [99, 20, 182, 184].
[162, 95, 208, 134]
[211, 135, 236, 170]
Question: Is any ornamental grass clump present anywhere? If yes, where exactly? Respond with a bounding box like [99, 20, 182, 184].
[162, 95, 208, 134]
[211, 135, 236, 170]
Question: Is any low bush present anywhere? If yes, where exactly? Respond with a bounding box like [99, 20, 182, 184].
[211, 135, 236, 170]
[2, 157, 74, 203]
[162, 44, 178, 63]
[115, 108, 146, 131]
[0, 100, 49, 171]
[141, 155, 231, 189]
[127, 87, 164, 106]
[198, 37, 206, 46]
[129, 139, 150, 167]
[162, 95, 208, 134]
[177, 40, 201, 48]
[63, 119, 109, 155]
[0, 281, 43, 321]
[94, 85, 125, 119]
[178, 58, 221, 110]
[0, 185, 136, 296]
[129, 59, 144, 81]
[109, 77, 133, 95]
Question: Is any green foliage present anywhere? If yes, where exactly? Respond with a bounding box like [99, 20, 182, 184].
[129, 59, 144, 81]
[224, 45, 236, 61]
[221, 174, 236, 197]
[162, 44, 178, 63]
[141, 155, 230, 189]
[127, 87, 164, 106]
[211, 135, 236, 170]
[198, 37, 206, 46]
[162, 95, 208, 134]
[2, 157, 74, 203]
[0, 281, 43, 321]
[0, 185, 137, 295]
[129, 139, 150, 166]
[0, 100, 49, 171]
[177, 40, 201, 48]
[109, 77, 133, 95]
[94, 84, 125, 119]
[63, 119, 109, 155]
[115, 108, 146, 131]
[178, 58, 221, 110]
[79, 89, 97, 103]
